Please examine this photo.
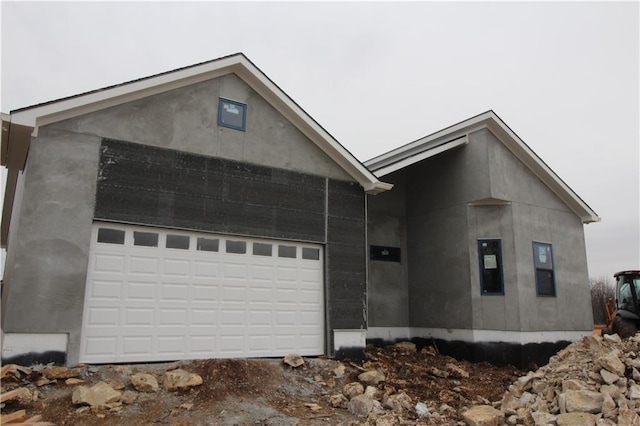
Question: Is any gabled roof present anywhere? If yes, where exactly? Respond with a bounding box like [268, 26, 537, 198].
[365, 110, 600, 224]
[2, 53, 391, 195]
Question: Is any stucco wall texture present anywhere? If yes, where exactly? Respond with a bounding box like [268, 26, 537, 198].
[367, 128, 593, 334]
[1, 74, 363, 364]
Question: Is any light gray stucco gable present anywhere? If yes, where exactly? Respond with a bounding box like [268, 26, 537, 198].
[48, 73, 354, 182]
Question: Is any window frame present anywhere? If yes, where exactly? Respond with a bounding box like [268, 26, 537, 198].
[217, 98, 247, 131]
[532, 241, 556, 297]
[478, 239, 505, 295]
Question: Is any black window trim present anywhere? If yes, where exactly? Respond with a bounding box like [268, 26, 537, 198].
[533, 241, 556, 297]
[478, 238, 505, 295]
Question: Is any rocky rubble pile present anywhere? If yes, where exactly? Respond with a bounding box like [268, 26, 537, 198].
[464, 333, 640, 426]
[1, 362, 203, 422]
[324, 342, 490, 425]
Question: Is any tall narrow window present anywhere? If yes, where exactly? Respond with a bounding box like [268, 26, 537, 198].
[478, 239, 504, 294]
[533, 242, 555, 296]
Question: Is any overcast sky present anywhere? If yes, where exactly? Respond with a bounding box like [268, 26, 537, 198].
[1, 1, 638, 280]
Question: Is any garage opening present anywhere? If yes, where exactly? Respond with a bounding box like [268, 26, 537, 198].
[80, 222, 324, 363]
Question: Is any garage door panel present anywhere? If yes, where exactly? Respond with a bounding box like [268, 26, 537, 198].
[124, 308, 155, 326]
[158, 308, 188, 326]
[81, 223, 324, 363]
[129, 256, 160, 275]
[157, 336, 187, 355]
[163, 259, 190, 276]
[94, 253, 126, 273]
[160, 283, 189, 301]
[122, 336, 153, 356]
[88, 280, 122, 300]
[191, 309, 217, 326]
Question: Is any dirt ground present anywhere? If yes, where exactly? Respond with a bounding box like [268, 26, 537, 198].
[1, 343, 525, 425]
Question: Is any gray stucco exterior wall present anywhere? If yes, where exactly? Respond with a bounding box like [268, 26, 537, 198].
[2, 73, 368, 364]
[367, 127, 593, 334]
[367, 171, 409, 327]
[1, 129, 102, 364]
[50, 74, 352, 182]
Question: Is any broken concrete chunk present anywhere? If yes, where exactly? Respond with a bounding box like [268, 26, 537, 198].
[462, 405, 505, 426]
[330, 393, 349, 409]
[283, 353, 304, 368]
[163, 369, 203, 391]
[556, 412, 597, 426]
[43, 366, 81, 379]
[343, 382, 365, 399]
[601, 369, 620, 385]
[130, 373, 159, 393]
[358, 370, 386, 385]
[72, 381, 122, 407]
[393, 341, 416, 352]
[564, 390, 604, 414]
[383, 392, 413, 413]
[446, 362, 470, 378]
[333, 363, 346, 378]
[598, 351, 626, 375]
[0, 364, 32, 380]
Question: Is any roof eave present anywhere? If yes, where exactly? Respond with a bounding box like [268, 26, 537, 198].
[7, 53, 390, 193]
[365, 110, 600, 223]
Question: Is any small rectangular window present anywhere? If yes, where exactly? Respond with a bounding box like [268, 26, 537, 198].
[97, 228, 125, 245]
[218, 98, 247, 131]
[134, 231, 159, 247]
[370, 246, 401, 262]
[478, 239, 504, 294]
[197, 237, 219, 252]
[253, 243, 272, 257]
[166, 235, 190, 250]
[226, 240, 247, 254]
[302, 247, 320, 260]
[533, 242, 556, 296]
[278, 245, 296, 258]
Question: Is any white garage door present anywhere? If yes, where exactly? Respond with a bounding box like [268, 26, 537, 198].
[80, 222, 324, 363]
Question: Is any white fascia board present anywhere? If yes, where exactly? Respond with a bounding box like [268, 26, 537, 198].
[233, 61, 384, 190]
[11, 55, 243, 132]
[373, 135, 468, 177]
[365, 111, 494, 171]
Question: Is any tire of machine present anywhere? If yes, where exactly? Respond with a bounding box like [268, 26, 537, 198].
[612, 316, 639, 339]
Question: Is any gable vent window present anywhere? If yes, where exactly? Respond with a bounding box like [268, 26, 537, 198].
[218, 98, 247, 131]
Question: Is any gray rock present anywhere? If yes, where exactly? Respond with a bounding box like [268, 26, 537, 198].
[601, 369, 620, 385]
[348, 394, 375, 416]
[531, 411, 556, 425]
[629, 384, 640, 399]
